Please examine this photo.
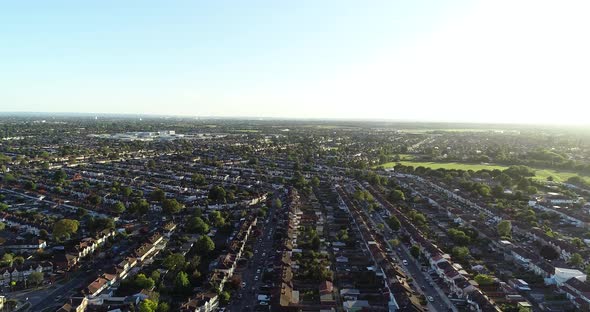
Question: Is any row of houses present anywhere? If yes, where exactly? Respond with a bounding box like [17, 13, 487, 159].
[54, 229, 117, 271]
[364, 183, 501, 312]
[180, 216, 257, 312]
[0, 261, 53, 286]
[85, 232, 163, 297]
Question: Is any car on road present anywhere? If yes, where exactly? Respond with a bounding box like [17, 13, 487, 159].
[241, 282, 247, 288]
[402, 259, 408, 265]
[427, 296, 434, 302]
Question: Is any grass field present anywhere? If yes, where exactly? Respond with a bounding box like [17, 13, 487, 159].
[378, 160, 590, 184]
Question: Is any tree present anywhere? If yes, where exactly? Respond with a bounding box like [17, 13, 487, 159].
[86, 194, 102, 206]
[174, 271, 190, 291]
[53, 169, 67, 184]
[497, 220, 512, 238]
[452, 246, 469, 261]
[53, 219, 80, 240]
[220, 291, 231, 304]
[134, 273, 155, 290]
[130, 198, 150, 216]
[120, 186, 133, 197]
[311, 176, 320, 187]
[150, 188, 166, 202]
[540, 245, 559, 260]
[13, 256, 24, 266]
[273, 198, 283, 209]
[28, 271, 44, 286]
[386, 216, 401, 231]
[448, 228, 471, 246]
[188, 216, 210, 234]
[410, 245, 420, 258]
[156, 302, 170, 312]
[208, 186, 226, 203]
[572, 238, 585, 248]
[474, 274, 494, 286]
[24, 180, 37, 190]
[195, 235, 215, 254]
[570, 253, 584, 267]
[1, 254, 14, 267]
[162, 198, 183, 214]
[388, 189, 405, 202]
[146, 159, 156, 170]
[208, 211, 226, 227]
[191, 174, 206, 186]
[150, 270, 161, 282]
[138, 299, 158, 312]
[112, 201, 126, 214]
[163, 253, 186, 270]
[0, 222, 5, 231]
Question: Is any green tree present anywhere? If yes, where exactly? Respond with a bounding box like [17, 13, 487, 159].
[208, 186, 227, 202]
[388, 189, 405, 202]
[150, 270, 161, 282]
[191, 174, 206, 186]
[311, 176, 320, 187]
[187, 217, 210, 234]
[86, 194, 102, 206]
[156, 302, 170, 312]
[174, 271, 190, 291]
[497, 220, 512, 238]
[53, 219, 80, 240]
[112, 201, 126, 214]
[162, 198, 183, 214]
[1, 254, 14, 267]
[208, 211, 226, 227]
[28, 271, 44, 286]
[163, 253, 186, 270]
[474, 274, 495, 286]
[452, 246, 470, 261]
[13, 256, 24, 266]
[410, 245, 420, 258]
[448, 228, 471, 246]
[220, 291, 231, 304]
[386, 215, 401, 231]
[273, 198, 283, 209]
[570, 253, 584, 267]
[134, 273, 155, 290]
[120, 186, 133, 197]
[53, 169, 67, 184]
[195, 235, 215, 254]
[138, 299, 158, 312]
[0, 222, 5, 230]
[24, 180, 37, 190]
[150, 188, 166, 202]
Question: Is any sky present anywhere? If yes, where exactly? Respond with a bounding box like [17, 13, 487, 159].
[1, 0, 589, 124]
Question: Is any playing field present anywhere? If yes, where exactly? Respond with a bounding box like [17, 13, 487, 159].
[378, 161, 590, 184]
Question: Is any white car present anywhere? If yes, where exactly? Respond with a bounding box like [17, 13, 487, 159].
[427, 296, 434, 302]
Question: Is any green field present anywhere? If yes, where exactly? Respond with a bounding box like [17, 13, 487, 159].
[379, 161, 508, 172]
[377, 160, 590, 184]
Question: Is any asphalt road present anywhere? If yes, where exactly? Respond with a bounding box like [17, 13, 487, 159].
[369, 208, 457, 312]
[228, 203, 278, 312]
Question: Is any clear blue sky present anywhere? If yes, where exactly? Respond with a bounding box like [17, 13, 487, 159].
[2, 1, 589, 123]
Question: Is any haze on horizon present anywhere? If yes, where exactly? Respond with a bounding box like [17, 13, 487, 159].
[1, 0, 589, 125]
